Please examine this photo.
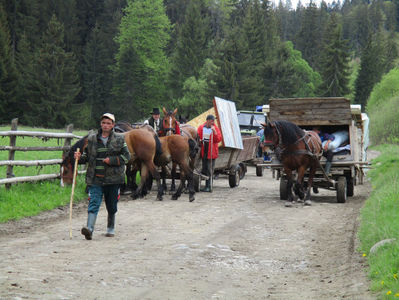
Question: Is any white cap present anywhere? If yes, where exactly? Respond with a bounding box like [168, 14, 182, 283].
[101, 113, 115, 123]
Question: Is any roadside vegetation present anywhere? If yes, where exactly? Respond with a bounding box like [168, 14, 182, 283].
[359, 68, 399, 299]
[0, 125, 88, 222]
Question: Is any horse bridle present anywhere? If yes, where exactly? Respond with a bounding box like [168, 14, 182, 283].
[163, 116, 176, 136]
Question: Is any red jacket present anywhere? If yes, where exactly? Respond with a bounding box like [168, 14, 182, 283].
[197, 123, 222, 159]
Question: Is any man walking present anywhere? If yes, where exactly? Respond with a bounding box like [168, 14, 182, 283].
[74, 113, 130, 240]
[197, 114, 222, 192]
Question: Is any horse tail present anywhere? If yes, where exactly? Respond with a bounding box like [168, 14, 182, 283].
[188, 138, 198, 159]
[154, 135, 162, 157]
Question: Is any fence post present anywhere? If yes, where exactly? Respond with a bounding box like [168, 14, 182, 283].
[6, 118, 18, 190]
[63, 124, 74, 159]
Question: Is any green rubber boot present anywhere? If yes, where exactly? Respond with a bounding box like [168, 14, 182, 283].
[81, 213, 97, 240]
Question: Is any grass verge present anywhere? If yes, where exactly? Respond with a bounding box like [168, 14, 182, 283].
[359, 144, 399, 299]
[0, 125, 89, 222]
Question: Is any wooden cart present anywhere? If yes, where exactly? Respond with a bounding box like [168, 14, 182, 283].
[258, 97, 369, 203]
[190, 97, 260, 191]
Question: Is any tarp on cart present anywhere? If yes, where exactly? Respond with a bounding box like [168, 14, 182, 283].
[187, 97, 243, 150]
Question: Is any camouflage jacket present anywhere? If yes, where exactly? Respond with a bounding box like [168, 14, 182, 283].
[80, 129, 130, 186]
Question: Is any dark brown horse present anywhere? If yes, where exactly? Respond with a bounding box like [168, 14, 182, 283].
[60, 134, 90, 186]
[262, 120, 322, 205]
[155, 135, 196, 202]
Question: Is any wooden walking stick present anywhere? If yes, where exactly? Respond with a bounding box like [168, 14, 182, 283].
[69, 148, 80, 238]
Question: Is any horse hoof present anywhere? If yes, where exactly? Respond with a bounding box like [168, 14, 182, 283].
[189, 195, 195, 202]
[171, 195, 178, 200]
[285, 201, 293, 207]
[304, 200, 312, 206]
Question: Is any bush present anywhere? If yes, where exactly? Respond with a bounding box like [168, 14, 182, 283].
[367, 68, 399, 145]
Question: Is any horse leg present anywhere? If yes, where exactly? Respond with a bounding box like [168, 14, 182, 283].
[170, 162, 177, 192]
[304, 164, 317, 206]
[172, 161, 195, 202]
[294, 167, 306, 201]
[171, 169, 184, 200]
[284, 169, 296, 207]
[134, 165, 149, 199]
[161, 166, 168, 194]
[148, 162, 163, 201]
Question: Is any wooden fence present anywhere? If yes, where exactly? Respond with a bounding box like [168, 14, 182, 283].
[0, 118, 82, 188]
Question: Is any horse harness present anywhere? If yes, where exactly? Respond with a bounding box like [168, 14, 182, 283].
[163, 116, 176, 135]
[274, 125, 322, 161]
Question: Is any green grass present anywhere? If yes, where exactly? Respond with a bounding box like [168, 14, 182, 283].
[358, 144, 399, 299]
[0, 125, 89, 222]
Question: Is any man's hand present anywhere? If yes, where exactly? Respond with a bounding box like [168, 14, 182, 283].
[103, 157, 111, 165]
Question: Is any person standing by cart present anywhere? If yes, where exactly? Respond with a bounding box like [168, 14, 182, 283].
[197, 114, 222, 192]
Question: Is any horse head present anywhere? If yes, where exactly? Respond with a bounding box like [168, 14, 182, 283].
[262, 122, 279, 146]
[60, 136, 88, 186]
[162, 107, 178, 136]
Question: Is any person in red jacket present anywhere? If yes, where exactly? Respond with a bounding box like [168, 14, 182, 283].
[197, 114, 222, 192]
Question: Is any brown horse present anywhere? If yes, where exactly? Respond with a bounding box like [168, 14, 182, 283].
[160, 108, 198, 192]
[262, 120, 322, 205]
[155, 134, 196, 202]
[124, 128, 164, 200]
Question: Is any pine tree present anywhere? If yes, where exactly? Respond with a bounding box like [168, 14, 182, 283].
[169, 0, 209, 99]
[265, 41, 322, 98]
[0, 3, 19, 121]
[82, 23, 111, 124]
[25, 15, 81, 127]
[213, 21, 254, 109]
[113, 0, 171, 121]
[318, 14, 351, 97]
[354, 34, 385, 110]
[295, 1, 321, 70]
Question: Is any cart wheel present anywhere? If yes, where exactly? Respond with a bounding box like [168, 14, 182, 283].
[336, 176, 347, 203]
[193, 174, 201, 192]
[239, 163, 247, 180]
[256, 165, 263, 177]
[280, 177, 288, 200]
[229, 165, 240, 188]
[347, 177, 354, 197]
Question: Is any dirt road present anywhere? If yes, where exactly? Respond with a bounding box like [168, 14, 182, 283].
[0, 166, 375, 299]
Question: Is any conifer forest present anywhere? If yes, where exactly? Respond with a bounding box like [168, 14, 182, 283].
[0, 0, 397, 128]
